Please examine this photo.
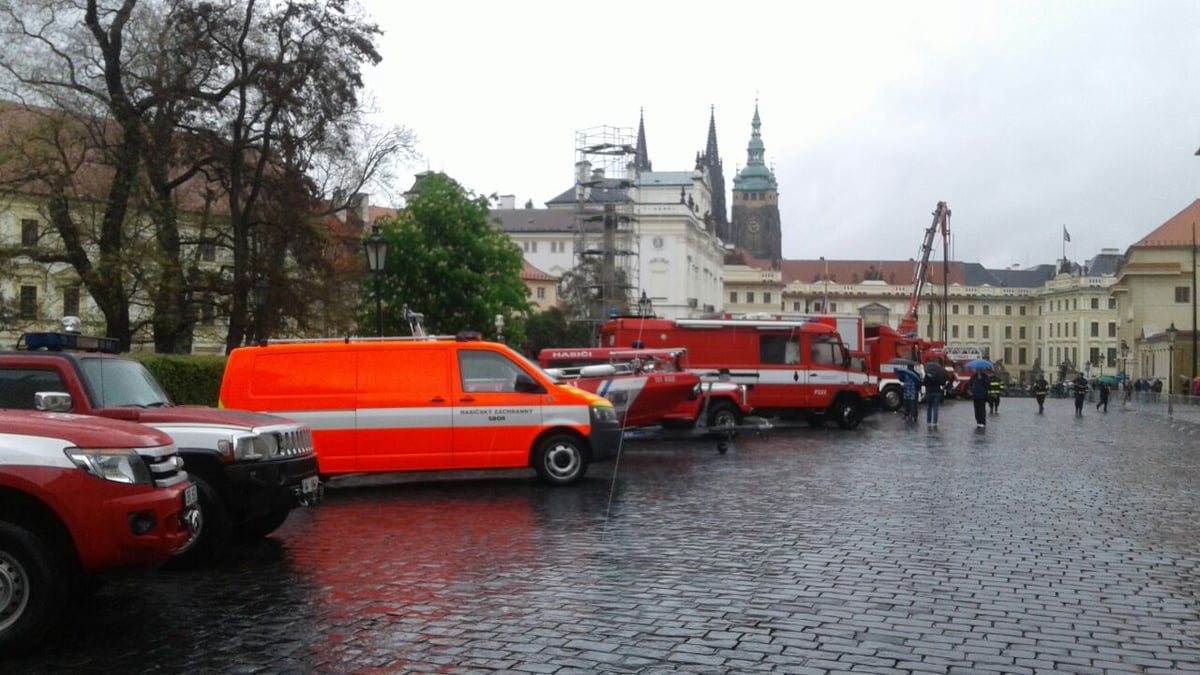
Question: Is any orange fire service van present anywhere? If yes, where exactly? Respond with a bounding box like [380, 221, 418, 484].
[600, 316, 874, 429]
[219, 334, 622, 485]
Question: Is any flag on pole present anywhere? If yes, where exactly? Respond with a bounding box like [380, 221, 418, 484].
[1063, 225, 1071, 242]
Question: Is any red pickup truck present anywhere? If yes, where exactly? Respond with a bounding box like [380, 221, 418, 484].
[0, 408, 195, 656]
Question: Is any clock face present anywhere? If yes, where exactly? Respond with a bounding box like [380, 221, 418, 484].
[747, 219, 761, 233]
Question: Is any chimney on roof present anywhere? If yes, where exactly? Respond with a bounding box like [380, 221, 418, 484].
[350, 193, 369, 224]
[332, 188, 348, 223]
[497, 194, 515, 209]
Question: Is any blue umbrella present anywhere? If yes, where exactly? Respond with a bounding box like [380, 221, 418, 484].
[962, 358, 993, 370]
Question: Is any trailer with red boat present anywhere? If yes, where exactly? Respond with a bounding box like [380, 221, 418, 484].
[537, 346, 755, 435]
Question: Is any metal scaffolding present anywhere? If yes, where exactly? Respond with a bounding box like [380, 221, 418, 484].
[572, 126, 639, 321]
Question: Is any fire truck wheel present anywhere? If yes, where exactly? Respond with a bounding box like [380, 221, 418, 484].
[707, 401, 741, 430]
[165, 474, 230, 570]
[880, 385, 903, 411]
[533, 434, 588, 486]
[832, 397, 863, 430]
[0, 521, 67, 657]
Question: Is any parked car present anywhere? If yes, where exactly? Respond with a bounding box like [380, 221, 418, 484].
[2, 323, 320, 568]
[0, 408, 195, 656]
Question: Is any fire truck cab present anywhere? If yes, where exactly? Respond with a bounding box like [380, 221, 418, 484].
[599, 316, 873, 429]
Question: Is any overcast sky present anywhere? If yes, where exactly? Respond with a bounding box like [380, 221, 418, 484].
[356, 0, 1200, 270]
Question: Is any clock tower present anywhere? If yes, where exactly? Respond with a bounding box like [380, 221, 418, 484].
[730, 102, 781, 263]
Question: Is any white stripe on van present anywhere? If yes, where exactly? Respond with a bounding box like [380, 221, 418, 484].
[270, 405, 593, 432]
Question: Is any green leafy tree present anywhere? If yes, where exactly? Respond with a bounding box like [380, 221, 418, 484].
[365, 172, 530, 343]
[522, 306, 594, 357]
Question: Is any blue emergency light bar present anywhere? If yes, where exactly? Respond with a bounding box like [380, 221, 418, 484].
[19, 332, 121, 353]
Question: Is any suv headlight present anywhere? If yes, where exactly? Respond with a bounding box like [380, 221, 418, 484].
[65, 448, 153, 485]
[218, 433, 277, 462]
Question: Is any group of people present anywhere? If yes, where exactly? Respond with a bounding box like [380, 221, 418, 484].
[895, 358, 949, 427]
[899, 362, 1128, 430]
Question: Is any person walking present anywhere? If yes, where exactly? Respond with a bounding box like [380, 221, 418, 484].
[923, 358, 948, 428]
[1033, 374, 1050, 414]
[969, 369, 990, 428]
[1096, 380, 1110, 412]
[988, 374, 1004, 414]
[1072, 373, 1089, 416]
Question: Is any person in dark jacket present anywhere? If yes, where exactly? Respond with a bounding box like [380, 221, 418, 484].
[1073, 373, 1089, 416]
[1033, 375, 1050, 414]
[968, 369, 990, 428]
[1096, 381, 1110, 412]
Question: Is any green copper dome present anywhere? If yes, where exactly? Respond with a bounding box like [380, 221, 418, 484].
[732, 103, 777, 192]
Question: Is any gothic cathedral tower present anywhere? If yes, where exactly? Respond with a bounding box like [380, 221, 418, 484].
[730, 103, 781, 263]
[697, 106, 728, 239]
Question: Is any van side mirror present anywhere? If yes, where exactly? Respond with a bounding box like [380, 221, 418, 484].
[514, 372, 546, 394]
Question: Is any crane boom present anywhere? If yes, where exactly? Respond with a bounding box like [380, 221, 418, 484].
[898, 201, 951, 336]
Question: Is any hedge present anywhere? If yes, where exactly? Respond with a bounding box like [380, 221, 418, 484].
[136, 354, 228, 407]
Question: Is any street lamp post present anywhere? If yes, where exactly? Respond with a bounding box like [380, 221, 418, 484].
[363, 225, 388, 337]
[253, 278, 269, 343]
[1120, 340, 1130, 405]
[494, 314, 505, 344]
[1167, 322, 1178, 415]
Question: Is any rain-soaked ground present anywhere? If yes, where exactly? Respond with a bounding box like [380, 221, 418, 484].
[13, 396, 1200, 673]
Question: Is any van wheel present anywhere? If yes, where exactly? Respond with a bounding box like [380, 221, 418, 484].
[533, 435, 588, 486]
[0, 522, 66, 657]
[706, 401, 741, 430]
[165, 474, 229, 570]
[833, 397, 862, 430]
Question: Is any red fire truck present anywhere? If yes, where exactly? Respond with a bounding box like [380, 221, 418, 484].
[599, 316, 873, 429]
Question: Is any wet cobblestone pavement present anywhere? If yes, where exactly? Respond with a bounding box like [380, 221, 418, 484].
[12, 397, 1200, 673]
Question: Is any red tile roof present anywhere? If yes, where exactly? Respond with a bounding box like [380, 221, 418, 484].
[1132, 199, 1200, 248]
[779, 259, 966, 286]
[521, 260, 558, 282]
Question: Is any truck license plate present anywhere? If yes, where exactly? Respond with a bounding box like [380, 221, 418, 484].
[301, 476, 319, 495]
[183, 483, 198, 507]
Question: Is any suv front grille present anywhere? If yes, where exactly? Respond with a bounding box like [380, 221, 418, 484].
[137, 445, 190, 487]
[269, 427, 314, 459]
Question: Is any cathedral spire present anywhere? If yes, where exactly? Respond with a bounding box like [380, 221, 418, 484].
[699, 104, 729, 234]
[705, 104, 720, 162]
[635, 107, 652, 172]
[733, 100, 777, 192]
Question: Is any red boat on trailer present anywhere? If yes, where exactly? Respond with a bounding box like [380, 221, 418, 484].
[537, 347, 751, 430]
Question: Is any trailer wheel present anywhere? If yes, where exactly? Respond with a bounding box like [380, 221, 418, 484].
[832, 397, 862, 430]
[706, 400, 741, 430]
[533, 434, 588, 486]
[880, 385, 902, 411]
[0, 521, 67, 657]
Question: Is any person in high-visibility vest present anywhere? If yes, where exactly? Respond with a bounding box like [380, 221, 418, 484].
[1033, 375, 1050, 414]
[988, 375, 1005, 414]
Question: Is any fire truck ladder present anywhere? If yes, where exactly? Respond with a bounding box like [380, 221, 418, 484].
[898, 201, 951, 336]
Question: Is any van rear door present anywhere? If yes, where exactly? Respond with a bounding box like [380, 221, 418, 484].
[452, 348, 544, 470]
[356, 344, 453, 471]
